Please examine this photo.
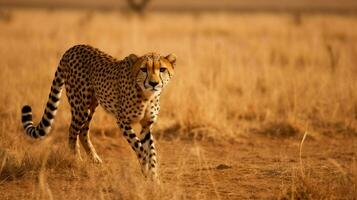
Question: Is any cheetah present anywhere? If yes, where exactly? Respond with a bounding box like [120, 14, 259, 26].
[20, 44, 176, 179]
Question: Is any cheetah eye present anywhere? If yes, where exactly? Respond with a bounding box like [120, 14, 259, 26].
[140, 68, 147, 73]
[159, 68, 167, 72]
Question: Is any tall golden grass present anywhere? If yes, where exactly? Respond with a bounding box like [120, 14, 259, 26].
[0, 8, 356, 199]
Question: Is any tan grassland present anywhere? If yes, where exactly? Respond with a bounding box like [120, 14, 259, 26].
[0, 8, 356, 199]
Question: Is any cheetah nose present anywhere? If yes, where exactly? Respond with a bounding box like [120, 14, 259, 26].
[149, 81, 159, 88]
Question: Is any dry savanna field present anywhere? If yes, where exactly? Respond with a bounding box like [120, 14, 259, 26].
[0, 7, 356, 199]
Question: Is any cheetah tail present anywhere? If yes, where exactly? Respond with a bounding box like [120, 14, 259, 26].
[21, 67, 65, 138]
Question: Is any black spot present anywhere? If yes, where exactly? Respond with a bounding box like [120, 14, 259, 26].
[46, 111, 54, 119]
[134, 142, 139, 148]
[71, 124, 80, 132]
[129, 133, 136, 139]
[22, 114, 32, 123]
[141, 132, 151, 143]
[22, 105, 32, 113]
[42, 118, 50, 127]
[50, 94, 59, 102]
[55, 77, 62, 84]
[38, 129, 46, 136]
[47, 102, 56, 111]
[140, 146, 144, 151]
[125, 126, 131, 131]
[52, 87, 60, 94]
[31, 129, 39, 138]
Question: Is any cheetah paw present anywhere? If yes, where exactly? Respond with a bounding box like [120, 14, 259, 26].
[91, 154, 103, 164]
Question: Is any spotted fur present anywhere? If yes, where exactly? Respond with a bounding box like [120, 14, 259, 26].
[21, 44, 176, 179]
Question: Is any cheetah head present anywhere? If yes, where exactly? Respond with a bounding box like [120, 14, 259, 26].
[130, 52, 176, 95]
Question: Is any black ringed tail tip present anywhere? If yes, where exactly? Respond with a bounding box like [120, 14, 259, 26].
[22, 105, 32, 113]
[20, 67, 64, 139]
[21, 114, 32, 123]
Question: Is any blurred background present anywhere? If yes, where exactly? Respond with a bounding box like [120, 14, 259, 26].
[1, 0, 357, 12]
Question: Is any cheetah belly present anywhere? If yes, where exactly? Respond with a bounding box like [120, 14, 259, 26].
[95, 92, 118, 114]
[93, 85, 147, 122]
[92, 85, 118, 114]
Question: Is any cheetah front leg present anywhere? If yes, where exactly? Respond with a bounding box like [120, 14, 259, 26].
[139, 121, 158, 180]
[117, 121, 150, 178]
[138, 98, 160, 180]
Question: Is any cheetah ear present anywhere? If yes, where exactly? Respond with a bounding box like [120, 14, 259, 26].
[128, 54, 139, 64]
[165, 54, 176, 67]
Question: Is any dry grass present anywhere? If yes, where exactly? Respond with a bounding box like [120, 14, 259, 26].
[278, 132, 356, 199]
[0, 8, 356, 199]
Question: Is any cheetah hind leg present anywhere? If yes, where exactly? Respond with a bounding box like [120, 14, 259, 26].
[68, 124, 83, 161]
[78, 100, 102, 163]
